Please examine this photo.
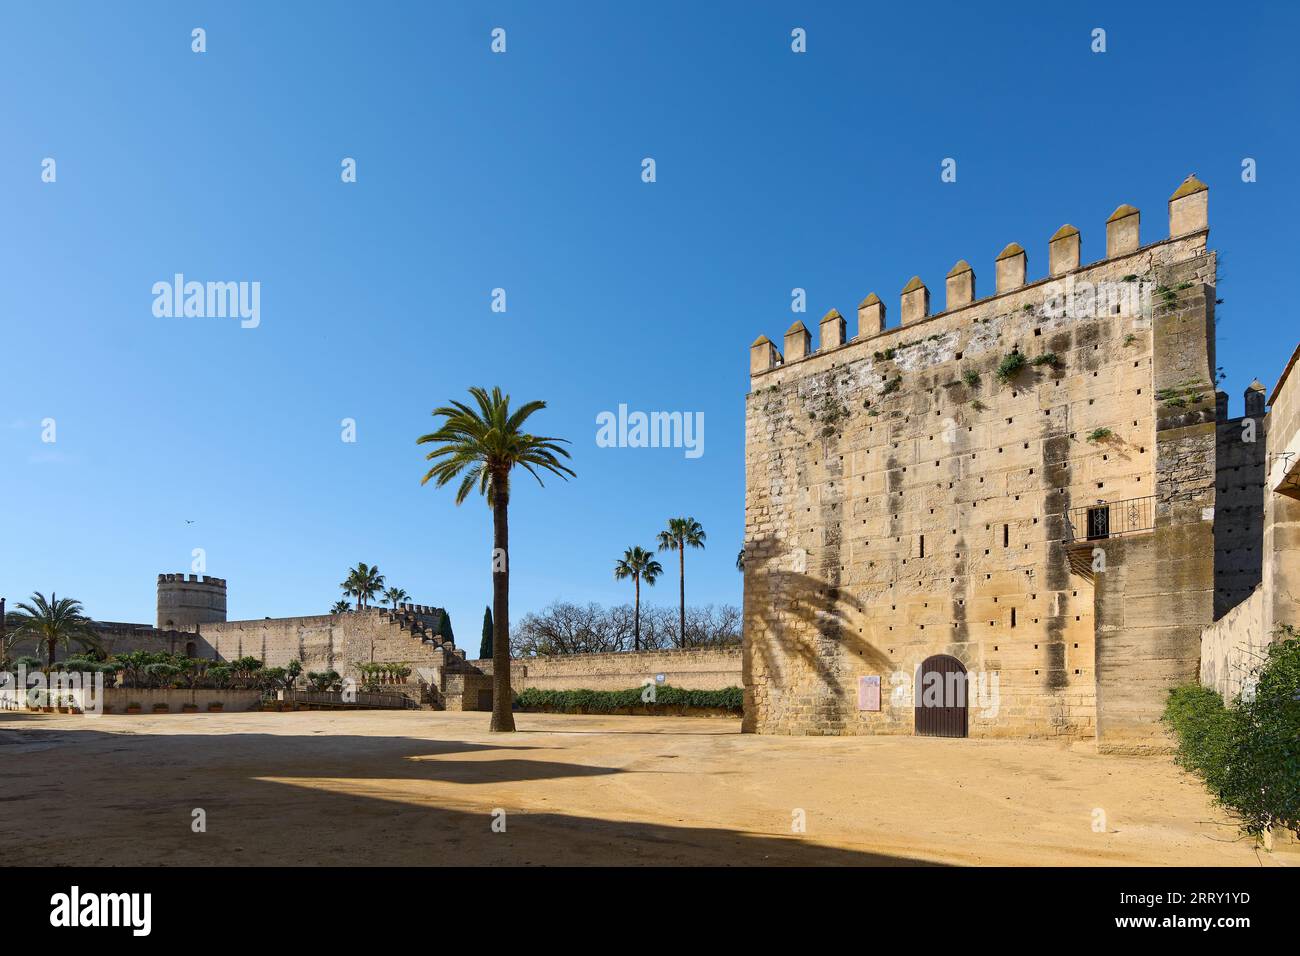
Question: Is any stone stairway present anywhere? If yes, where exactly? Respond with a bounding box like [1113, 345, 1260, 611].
[370, 604, 485, 707]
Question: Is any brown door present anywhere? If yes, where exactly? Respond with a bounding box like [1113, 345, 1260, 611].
[914, 655, 968, 738]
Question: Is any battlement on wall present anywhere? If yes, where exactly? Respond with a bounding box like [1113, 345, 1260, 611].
[750, 174, 1209, 375]
[157, 573, 227, 589]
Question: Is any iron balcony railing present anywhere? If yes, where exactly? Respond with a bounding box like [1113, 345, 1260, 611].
[1063, 494, 1156, 543]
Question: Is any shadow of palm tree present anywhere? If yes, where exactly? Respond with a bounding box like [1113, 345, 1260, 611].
[742, 533, 893, 731]
[0, 722, 941, 866]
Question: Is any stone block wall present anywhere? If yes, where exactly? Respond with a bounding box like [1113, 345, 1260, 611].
[475, 646, 743, 692]
[1201, 342, 1300, 702]
[195, 607, 453, 680]
[1214, 413, 1268, 618]
[744, 178, 1219, 741]
[1200, 585, 1266, 700]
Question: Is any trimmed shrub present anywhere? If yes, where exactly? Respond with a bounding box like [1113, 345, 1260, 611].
[514, 685, 743, 715]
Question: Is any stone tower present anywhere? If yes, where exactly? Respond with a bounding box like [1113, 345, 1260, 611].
[156, 573, 227, 629]
[743, 173, 1219, 750]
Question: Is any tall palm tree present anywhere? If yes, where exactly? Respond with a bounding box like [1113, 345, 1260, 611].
[657, 517, 706, 647]
[340, 568, 363, 609]
[330, 600, 352, 614]
[383, 586, 410, 609]
[6, 592, 101, 671]
[418, 386, 573, 732]
[340, 563, 385, 609]
[614, 546, 663, 652]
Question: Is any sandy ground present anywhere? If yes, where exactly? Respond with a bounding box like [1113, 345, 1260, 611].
[0, 709, 1280, 866]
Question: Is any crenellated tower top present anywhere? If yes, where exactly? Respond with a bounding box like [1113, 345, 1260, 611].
[749, 174, 1210, 375]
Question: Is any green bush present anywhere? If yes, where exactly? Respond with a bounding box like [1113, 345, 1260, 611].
[1163, 683, 1236, 794]
[514, 685, 743, 715]
[1222, 631, 1300, 836]
[995, 351, 1026, 384]
[1163, 629, 1300, 838]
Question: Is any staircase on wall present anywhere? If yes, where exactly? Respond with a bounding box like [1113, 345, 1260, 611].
[374, 604, 485, 708]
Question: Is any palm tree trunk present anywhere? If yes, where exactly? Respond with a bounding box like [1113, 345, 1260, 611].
[678, 543, 686, 648]
[490, 482, 516, 732]
[47, 636, 56, 672]
[634, 576, 641, 652]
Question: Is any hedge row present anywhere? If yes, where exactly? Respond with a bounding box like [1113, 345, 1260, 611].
[1162, 629, 1300, 838]
[514, 685, 743, 714]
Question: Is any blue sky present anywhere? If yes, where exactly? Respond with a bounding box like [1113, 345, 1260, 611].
[2, 2, 1296, 638]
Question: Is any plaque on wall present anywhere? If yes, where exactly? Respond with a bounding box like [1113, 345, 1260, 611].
[858, 675, 881, 711]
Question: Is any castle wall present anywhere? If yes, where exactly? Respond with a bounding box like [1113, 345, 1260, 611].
[1263, 348, 1300, 637]
[1202, 344, 1300, 698]
[1213, 415, 1267, 618]
[7, 622, 214, 664]
[195, 607, 464, 683]
[1200, 585, 1266, 700]
[1093, 257, 1219, 752]
[743, 180, 1217, 741]
[475, 645, 743, 691]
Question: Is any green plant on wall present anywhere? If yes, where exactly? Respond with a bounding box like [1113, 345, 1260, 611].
[1086, 427, 1113, 443]
[962, 369, 981, 388]
[995, 351, 1026, 385]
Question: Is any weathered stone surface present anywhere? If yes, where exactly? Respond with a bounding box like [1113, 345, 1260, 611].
[744, 190, 1220, 744]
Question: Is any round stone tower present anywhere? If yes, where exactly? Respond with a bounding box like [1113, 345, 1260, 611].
[156, 573, 228, 629]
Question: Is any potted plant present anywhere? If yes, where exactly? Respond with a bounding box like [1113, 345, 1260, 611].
[208, 701, 223, 713]
[152, 702, 169, 713]
[181, 702, 199, 713]
[125, 702, 142, 714]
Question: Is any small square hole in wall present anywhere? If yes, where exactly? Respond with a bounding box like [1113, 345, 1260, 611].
[1034, 644, 1039, 650]
[1035, 670, 1040, 675]
[1034, 328, 1041, 336]
[993, 645, 999, 651]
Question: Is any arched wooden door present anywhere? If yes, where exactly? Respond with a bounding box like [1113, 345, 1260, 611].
[914, 655, 968, 738]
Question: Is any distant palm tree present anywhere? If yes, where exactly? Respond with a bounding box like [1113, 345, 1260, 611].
[383, 586, 410, 609]
[418, 386, 574, 732]
[614, 546, 663, 651]
[340, 563, 385, 609]
[6, 592, 101, 671]
[736, 547, 745, 572]
[330, 600, 351, 614]
[657, 517, 706, 647]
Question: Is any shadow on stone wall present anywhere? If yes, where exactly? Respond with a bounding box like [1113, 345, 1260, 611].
[744, 535, 893, 720]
